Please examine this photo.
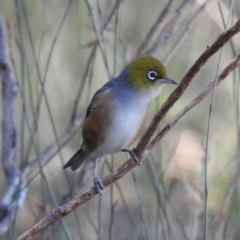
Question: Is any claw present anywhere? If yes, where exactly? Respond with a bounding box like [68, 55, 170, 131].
[121, 148, 140, 166]
[94, 177, 105, 195]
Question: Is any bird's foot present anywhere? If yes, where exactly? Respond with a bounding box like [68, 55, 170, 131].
[93, 177, 105, 195]
[121, 148, 140, 166]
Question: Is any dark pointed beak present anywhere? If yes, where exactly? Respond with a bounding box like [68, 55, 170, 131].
[161, 77, 178, 85]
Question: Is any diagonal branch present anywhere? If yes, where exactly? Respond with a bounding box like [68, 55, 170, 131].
[135, 0, 174, 57]
[136, 18, 240, 158]
[23, 114, 85, 175]
[163, 0, 213, 64]
[146, 0, 195, 57]
[148, 52, 240, 150]
[84, 0, 111, 76]
[17, 18, 240, 240]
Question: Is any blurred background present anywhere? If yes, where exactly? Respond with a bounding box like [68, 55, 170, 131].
[0, 0, 240, 239]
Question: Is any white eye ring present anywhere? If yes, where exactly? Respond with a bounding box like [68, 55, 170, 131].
[148, 71, 157, 81]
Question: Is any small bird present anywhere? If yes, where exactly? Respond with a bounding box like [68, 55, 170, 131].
[63, 56, 177, 194]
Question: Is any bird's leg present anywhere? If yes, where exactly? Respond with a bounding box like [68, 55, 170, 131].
[121, 148, 140, 166]
[93, 158, 105, 194]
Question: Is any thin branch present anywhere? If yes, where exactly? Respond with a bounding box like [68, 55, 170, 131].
[0, 11, 26, 237]
[135, 0, 174, 57]
[20, 0, 73, 165]
[148, 52, 240, 150]
[146, 0, 195, 57]
[17, 19, 240, 240]
[102, 0, 123, 31]
[70, 47, 97, 122]
[132, 172, 151, 240]
[136, 18, 240, 158]
[163, 0, 212, 64]
[84, 0, 110, 77]
[23, 114, 85, 175]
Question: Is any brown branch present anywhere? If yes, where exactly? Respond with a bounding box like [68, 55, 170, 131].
[146, 0, 195, 57]
[17, 19, 240, 240]
[17, 159, 139, 240]
[34, 157, 97, 240]
[148, 52, 240, 151]
[0, 11, 26, 237]
[136, 18, 240, 158]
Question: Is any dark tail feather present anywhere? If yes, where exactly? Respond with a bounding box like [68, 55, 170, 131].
[63, 148, 89, 171]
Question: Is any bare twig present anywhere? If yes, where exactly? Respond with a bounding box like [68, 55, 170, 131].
[163, 0, 212, 64]
[23, 114, 85, 175]
[17, 19, 240, 240]
[34, 157, 98, 240]
[146, 0, 195, 57]
[0, 11, 26, 236]
[132, 172, 151, 240]
[84, 0, 110, 77]
[135, 0, 174, 57]
[21, 0, 73, 165]
[102, 0, 123, 31]
[70, 47, 97, 122]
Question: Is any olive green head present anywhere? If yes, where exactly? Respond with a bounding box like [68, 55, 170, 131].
[125, 56, 177, 90]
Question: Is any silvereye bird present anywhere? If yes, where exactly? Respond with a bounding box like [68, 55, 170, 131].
[63, 56, 177, 194]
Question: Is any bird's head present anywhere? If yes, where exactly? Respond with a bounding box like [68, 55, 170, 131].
[125, 56, 177, 91]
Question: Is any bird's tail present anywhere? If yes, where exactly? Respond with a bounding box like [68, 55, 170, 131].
[63, 148, 89, 171]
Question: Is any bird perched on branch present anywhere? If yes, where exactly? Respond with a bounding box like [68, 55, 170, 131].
[63, 56, 177, 194]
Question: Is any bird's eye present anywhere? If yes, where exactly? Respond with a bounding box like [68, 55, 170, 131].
[148, 71, 157, 81]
